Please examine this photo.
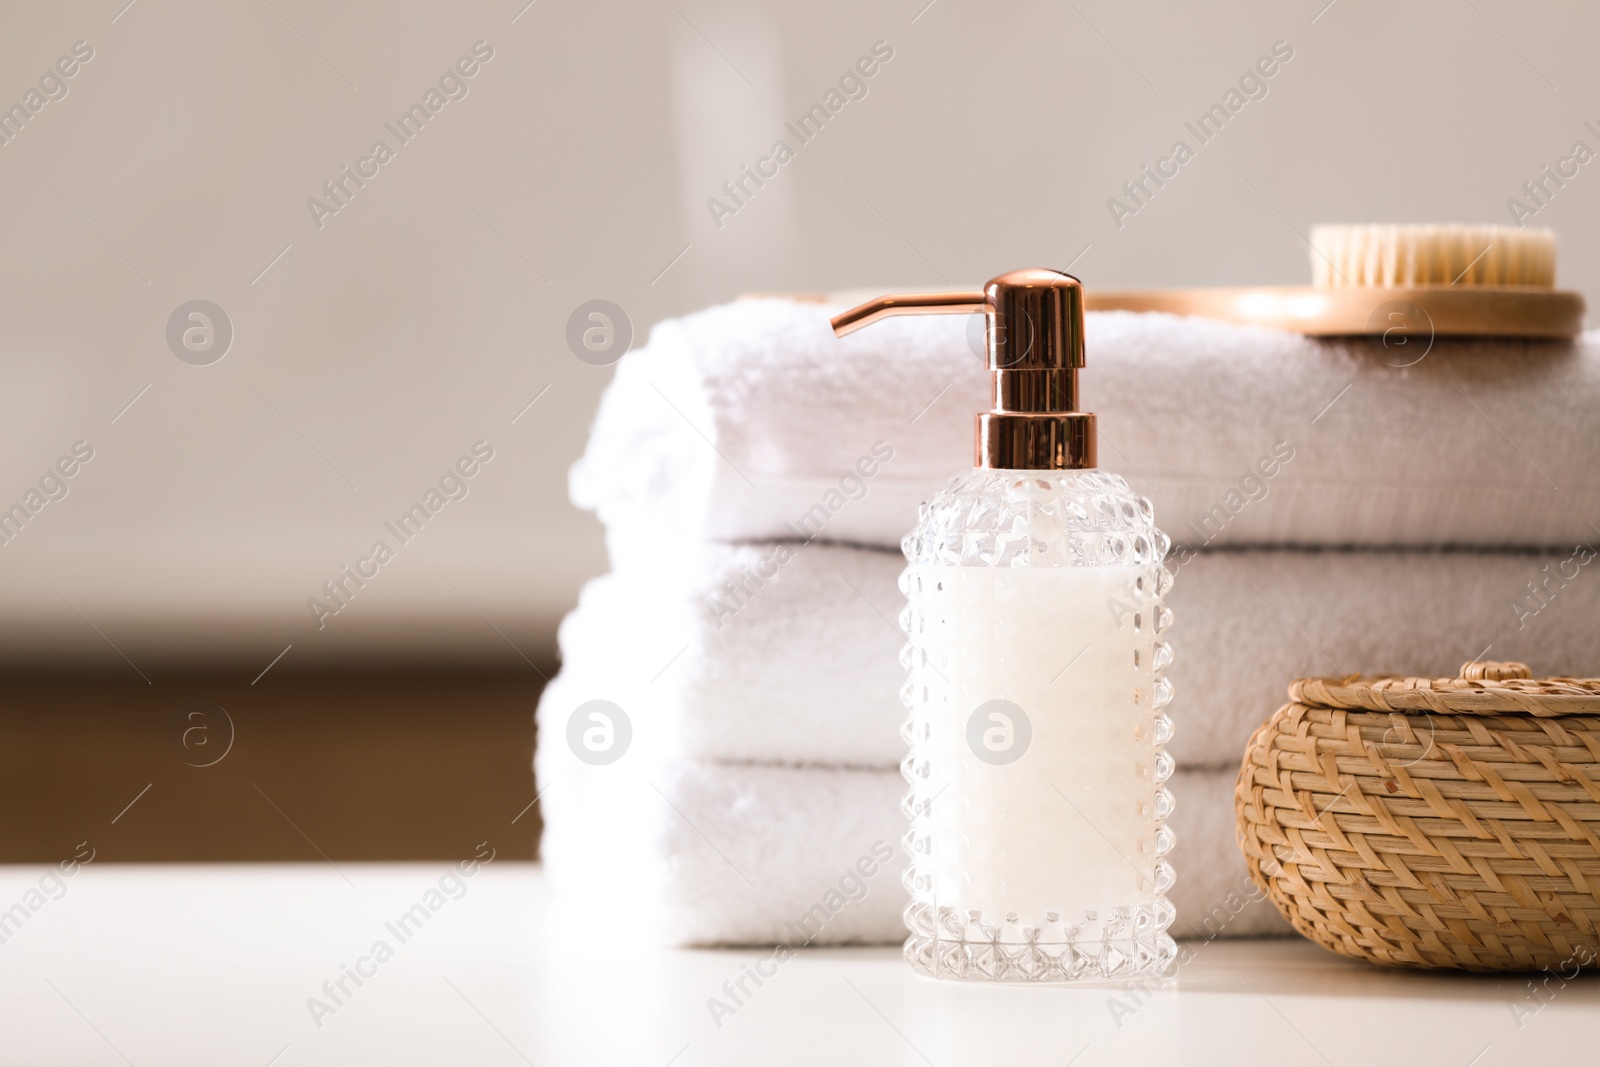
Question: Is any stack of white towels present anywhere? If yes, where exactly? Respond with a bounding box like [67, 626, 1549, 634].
[535, 297, 1600, 946]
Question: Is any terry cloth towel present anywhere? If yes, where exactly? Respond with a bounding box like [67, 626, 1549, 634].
[551, 542, 1600, 770]
[532, 697, 1289, 947]
[573, 298, 1600, 554]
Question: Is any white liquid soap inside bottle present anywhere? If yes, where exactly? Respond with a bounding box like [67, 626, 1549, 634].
[832, 269, 1177, 983]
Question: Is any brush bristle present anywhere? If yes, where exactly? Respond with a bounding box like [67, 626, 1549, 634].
[1309, 224, 1556, 288]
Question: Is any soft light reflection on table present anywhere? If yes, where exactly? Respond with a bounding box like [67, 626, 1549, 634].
[1, 864, 1594, 1065]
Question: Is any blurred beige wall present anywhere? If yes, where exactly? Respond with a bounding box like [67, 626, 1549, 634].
[1, 0, 1596, 669]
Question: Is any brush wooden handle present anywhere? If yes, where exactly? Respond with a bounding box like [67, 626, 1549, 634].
[1085, 286, 1585, 338]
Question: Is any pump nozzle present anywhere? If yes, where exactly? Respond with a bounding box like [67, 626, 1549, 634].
[830, 290, 988, 336]
[830, 268, 1096, 471]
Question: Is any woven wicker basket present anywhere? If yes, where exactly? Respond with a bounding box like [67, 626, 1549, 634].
[1236, 661, 1600, 971]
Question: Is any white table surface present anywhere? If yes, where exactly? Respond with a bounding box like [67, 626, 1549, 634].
[1, 862, 1594, 1066]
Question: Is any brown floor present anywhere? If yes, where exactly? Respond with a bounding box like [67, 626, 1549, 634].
[0, 663, 549, 863]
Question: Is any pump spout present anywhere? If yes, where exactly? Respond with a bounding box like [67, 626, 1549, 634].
[829, 269, 1097, 471]
[829, 290, 987, 336]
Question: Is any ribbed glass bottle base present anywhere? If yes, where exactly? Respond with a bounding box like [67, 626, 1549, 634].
[902, 898, 1177, 983]
[903, 929, 1178, 983]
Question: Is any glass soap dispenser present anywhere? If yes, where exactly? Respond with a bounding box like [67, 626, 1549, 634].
[832, 269, 1177, 983]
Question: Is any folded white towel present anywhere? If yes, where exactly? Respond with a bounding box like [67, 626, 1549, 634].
[575, 299, 1600, 554]
[552, 542, 1600, 770]
[533, 687, 1289, 946]
[555, 542, 903, 768]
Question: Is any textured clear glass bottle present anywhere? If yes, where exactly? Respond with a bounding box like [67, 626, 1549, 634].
[829, 268, 1176, 982]
[898, 468, 1177, 982]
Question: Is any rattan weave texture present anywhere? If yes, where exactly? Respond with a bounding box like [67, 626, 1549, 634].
[1237, 662, 1600, 971]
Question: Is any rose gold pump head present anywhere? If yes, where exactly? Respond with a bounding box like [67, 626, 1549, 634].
[831, 268, 1096, 471]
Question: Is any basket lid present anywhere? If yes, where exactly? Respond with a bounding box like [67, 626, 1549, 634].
[1289, 661, 1600, 717]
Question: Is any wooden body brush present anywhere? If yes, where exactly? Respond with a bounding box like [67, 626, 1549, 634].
[1089, 224, 1584, 337]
